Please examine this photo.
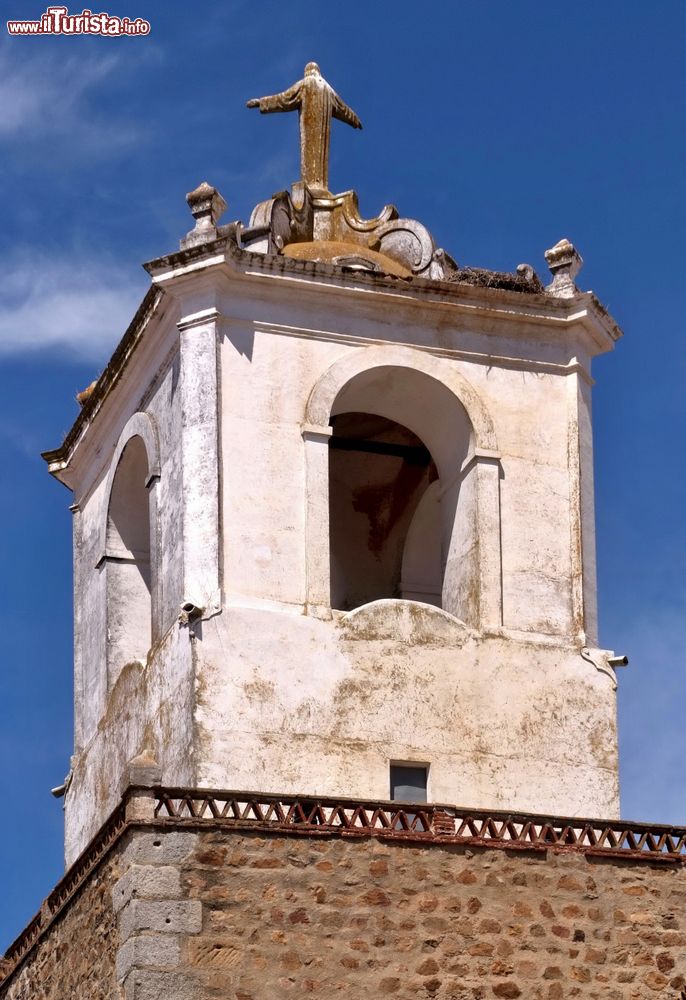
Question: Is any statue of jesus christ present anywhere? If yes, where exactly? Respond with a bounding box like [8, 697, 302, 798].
[247, 62, 362, 194]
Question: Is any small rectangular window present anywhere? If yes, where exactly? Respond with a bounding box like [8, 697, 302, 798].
[390, 763, 428, 803]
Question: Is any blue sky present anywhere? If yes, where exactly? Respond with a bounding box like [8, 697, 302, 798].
[0, 0, 684, 950]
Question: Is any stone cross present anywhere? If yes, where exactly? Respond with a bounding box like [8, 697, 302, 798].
[247, 61, 362, 194]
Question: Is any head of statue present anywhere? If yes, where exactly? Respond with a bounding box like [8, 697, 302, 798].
[304, 62, 320, 77]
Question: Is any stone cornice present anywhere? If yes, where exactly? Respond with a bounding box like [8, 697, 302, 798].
[145, 235, 622, 346]
[41, 285, 163, 482]
[42, 238, 621, 479]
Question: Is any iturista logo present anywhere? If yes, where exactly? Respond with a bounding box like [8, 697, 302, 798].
[7, 6, 151, 35]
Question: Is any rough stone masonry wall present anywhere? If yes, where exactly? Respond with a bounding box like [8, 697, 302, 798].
[177, 828, 686, 1000]
[3, 824, 686, 1000]
[0, 852, 121, 1000]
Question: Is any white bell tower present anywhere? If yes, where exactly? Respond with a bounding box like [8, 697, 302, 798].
[44, 65, 625, 864]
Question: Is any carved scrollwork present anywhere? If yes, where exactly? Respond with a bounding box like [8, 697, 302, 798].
[368, 218, 443, 278]
[246, 187, 313, 253]
[241, 179, 445, 281]
[340, 190, 398, 232]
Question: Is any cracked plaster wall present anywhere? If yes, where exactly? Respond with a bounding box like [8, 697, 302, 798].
[62, 270, 618, 862]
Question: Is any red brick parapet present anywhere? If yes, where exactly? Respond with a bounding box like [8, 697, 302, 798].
[152, 788, 686, 864]
[3, 787, 686, 986]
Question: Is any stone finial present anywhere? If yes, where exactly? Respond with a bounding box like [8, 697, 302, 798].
[125, 749, 161, 821]
[181, 181, 227, 249]
[127, 748, 161, 788]
[544, 238, 583, 297]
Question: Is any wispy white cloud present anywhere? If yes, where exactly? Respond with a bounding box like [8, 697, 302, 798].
[0, 249, 147, 361]
[0, 49, 112, 135]
[0, 42, 144, 153]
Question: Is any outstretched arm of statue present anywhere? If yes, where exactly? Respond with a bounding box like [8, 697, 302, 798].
[332, 94, 362, 130]
[246, 82, 302, 114]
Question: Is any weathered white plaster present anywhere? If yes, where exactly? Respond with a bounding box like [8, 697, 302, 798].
[192, 601, 619, 817]
[53, 249, 623, 862]
[400, 480, 442, 605]
[177, 310, 221, 616]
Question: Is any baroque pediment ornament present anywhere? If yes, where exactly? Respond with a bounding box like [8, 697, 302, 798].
[238, 182, 445, 280]
[241, 63, 447, 280]
[176, 62, 567, 295]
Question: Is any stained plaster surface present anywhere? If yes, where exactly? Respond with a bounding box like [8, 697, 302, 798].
[58, 255, 621, 862]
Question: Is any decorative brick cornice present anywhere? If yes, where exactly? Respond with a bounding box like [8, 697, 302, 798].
[3, 787, 686, 988]
[2, 802, 127, 979]
[153, 788, 686, 863]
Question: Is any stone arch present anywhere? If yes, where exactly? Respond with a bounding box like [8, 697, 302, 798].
[107, 413, 160, 499]
[98, 412, 160, 559]
[99, 412, 160, 687]
[305, 345, 498, 453]
[302, 347, 502, 627]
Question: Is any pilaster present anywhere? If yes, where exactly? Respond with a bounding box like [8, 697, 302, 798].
[177, 308, 222, 617]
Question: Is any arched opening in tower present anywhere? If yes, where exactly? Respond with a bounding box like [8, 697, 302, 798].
[324, 363, 476, 621]
[328, 412, 442, 611]
[105, 435, 152, 683]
